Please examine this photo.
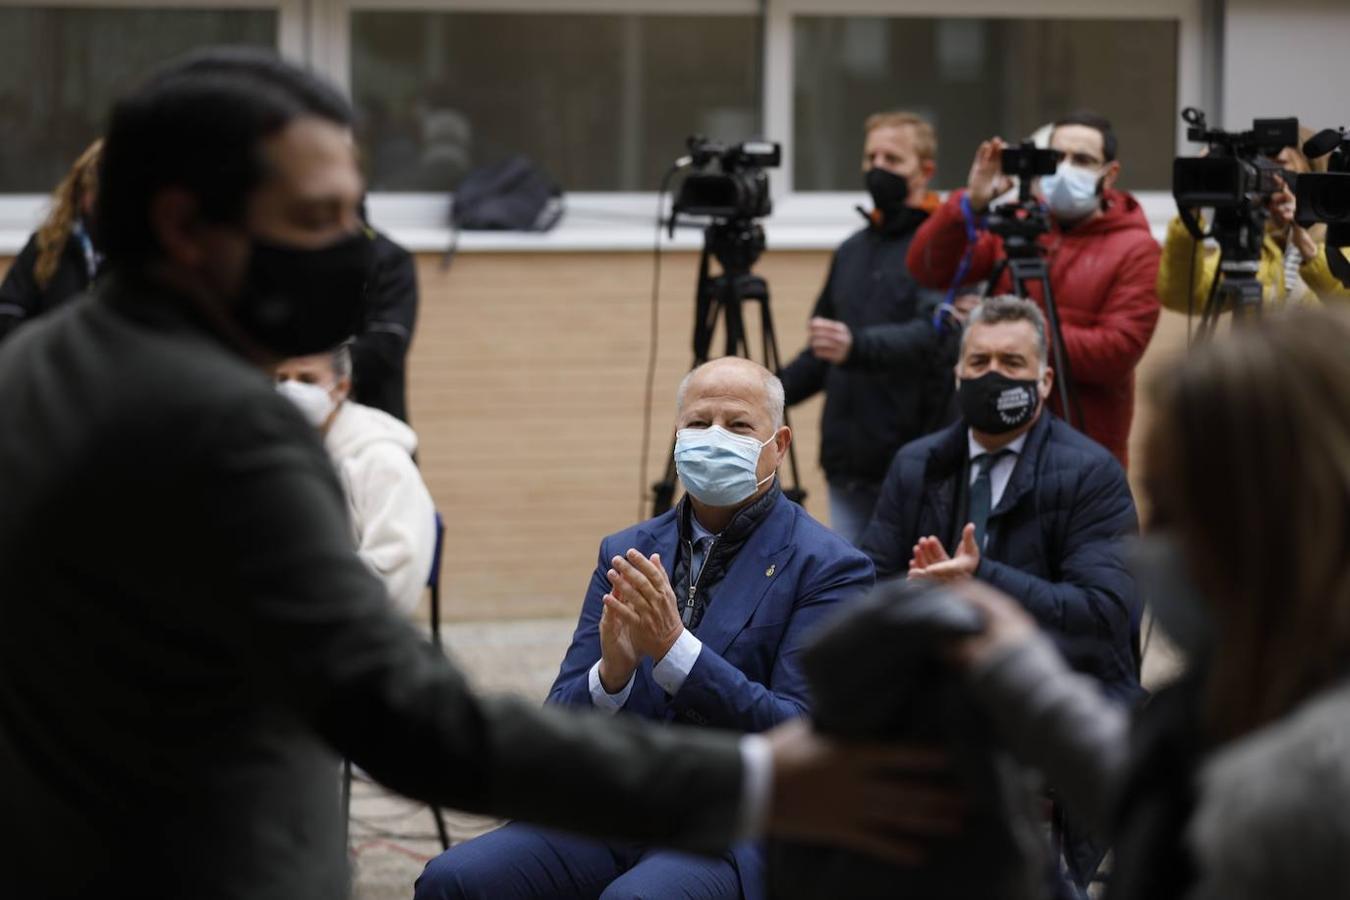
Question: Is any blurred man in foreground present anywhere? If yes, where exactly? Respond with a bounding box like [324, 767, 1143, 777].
[0, 49, 952, 899]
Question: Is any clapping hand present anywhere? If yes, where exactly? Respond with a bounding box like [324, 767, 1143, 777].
[604, 550, 685, 663]
[908, 524, 980, 583]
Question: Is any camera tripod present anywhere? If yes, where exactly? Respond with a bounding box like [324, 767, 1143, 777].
[984, 201, 1085, 431]
[650, 219, 808, 516]
[1192, 207, 1268, 338]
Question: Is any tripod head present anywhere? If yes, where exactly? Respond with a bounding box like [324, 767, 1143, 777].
[986, 163, 1053, 261]
[706, 218, 766, 278]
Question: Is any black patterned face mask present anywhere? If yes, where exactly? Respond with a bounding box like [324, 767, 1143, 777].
[232, 229, 373, 356]
[958, 371, 1039, 434]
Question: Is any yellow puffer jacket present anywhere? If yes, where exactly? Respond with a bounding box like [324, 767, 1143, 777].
[1156, 216, 1349, 311]
[1302, 245, 1350, 301]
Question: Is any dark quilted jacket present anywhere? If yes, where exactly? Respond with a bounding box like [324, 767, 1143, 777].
[860, 412, 1144, 706]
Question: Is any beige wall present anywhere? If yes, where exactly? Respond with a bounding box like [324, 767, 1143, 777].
[0, 249, 1188, 622]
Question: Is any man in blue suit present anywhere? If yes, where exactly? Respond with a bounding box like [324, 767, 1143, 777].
[416, 357, 876, 900]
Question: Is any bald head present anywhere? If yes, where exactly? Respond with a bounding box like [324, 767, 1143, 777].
[676, 357, 785, 430]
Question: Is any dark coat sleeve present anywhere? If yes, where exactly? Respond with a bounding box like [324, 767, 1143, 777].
[0, 235, 43, 341]
[974, 456, 1141, 701]
[846, 285, 944, 372]
[197, 399, 744, 852]
[350, 232, 418, 421]
[778, 254, 837, 406]
[859, 450, 918, 579]
[670, 547, 875, 732]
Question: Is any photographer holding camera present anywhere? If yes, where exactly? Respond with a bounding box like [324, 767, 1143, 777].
[779, 112, 955, 543]
[907, 112, 1161, 469]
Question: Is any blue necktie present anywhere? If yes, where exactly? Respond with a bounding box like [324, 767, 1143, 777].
[969, 451, 1009, 549]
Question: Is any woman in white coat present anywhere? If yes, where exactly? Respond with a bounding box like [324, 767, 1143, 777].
[275, 344, 436, 616]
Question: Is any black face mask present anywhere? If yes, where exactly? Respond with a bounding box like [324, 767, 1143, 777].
[233, 230, 373, 357]
[865, 168, 909, 215]
[959, 371, 1040, 434]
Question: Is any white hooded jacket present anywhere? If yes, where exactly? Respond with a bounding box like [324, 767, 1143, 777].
[324, 401, 436, 615]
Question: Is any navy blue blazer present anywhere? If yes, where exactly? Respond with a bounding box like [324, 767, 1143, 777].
[550, 491, 875, 730]
[548, 491, 873, 898]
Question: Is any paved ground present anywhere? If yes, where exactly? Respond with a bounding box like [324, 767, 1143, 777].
[350, 617, 576, 900]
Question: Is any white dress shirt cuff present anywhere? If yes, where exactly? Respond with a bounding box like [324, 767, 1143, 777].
[735, 733, 774, 840]
[587, 660, 635, 714]
[652, 628, 702, 697]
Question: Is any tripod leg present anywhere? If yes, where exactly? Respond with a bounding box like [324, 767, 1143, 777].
[753, 282, 808, 506]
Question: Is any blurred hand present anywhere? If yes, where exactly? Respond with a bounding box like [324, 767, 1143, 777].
[967, 138, 1014, 212]
[1292, 223, 1319, 262]
[606, 550, 684, 662]
[945, 579, 1038, 671]
[908, 524, 980, 583]
[951, 294, 980, 324]
[1268, 176, 1297, 230]
[809, 318, 853, 364]
[765, 718, 964, 865]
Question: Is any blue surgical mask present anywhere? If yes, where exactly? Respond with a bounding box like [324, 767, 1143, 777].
[674, 425, 776, 507]
[1039, 163, 1102, 222]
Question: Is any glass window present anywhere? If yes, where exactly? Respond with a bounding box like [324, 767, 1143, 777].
[794, 16, 1179, 192]
[0, 7, 277, 193]
[351, 12, 761, 192]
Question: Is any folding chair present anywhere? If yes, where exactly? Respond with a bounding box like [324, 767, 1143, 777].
[343, 511, 451, 850]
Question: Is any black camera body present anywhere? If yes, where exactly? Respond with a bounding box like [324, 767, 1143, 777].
[1172, 108, 1298, 211]
[984, 141, 1062, 249]
[673, 135, 780, 221]
[1295, 126, 1350, 286]
[1000, 140, 1062, 181]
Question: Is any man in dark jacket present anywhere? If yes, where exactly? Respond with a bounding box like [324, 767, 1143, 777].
[0, 49, 940, 899]
[351, 225, 418, 421]
[779, 111, 959, 544]
[906, 111, 1161, 469]
[861, 295, 1141, 705]
[860, 294, 1141, 892]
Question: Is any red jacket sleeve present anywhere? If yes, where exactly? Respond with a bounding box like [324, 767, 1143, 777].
[906, 190, 1003, 290]
[1058, 235, 1162, 386]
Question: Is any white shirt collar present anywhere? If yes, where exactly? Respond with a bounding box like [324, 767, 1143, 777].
[967, 428, 1030, 461]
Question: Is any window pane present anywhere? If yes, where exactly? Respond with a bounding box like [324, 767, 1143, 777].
[0, 8, 277, 193]
[794, 17, 1178, 191]
[352, 12, 761, 192]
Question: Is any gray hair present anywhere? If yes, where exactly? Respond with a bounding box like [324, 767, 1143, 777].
[961, 295, 1049, 370]
[676, 360, 785, 430]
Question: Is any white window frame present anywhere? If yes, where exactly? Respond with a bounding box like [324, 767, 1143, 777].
[1, 0, 1206, 252]
[0, 0, 300, 251]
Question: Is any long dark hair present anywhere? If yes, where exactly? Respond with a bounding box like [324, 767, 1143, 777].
[1146, 308, 1350, 741]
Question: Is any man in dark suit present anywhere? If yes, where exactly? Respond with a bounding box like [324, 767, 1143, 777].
[416, 357, 879, 900]
[860, 294, 1142, 891]
[0, 49, 952, 900]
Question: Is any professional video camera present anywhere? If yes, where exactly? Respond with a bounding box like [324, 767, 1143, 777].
[671, 135, 780, 221]
[1295, 126, 1350, 287]
[1171, 108, 1299, 325]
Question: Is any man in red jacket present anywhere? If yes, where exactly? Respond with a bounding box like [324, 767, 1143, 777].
[906, 111, 1160, 468]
